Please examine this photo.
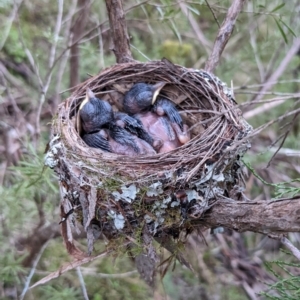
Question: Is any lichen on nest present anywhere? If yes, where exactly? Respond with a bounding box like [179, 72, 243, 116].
[45, 60, 252, 283]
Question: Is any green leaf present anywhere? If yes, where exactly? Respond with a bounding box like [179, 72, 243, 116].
[186, 5, 200, 15]
[169, 20, 182, 43]
[274, 18, 288, 44]
[164, 8, 175, 18]
[156, 6, 164, 18]
[271, 3, 285, 13]
[279, 19, 297, 38]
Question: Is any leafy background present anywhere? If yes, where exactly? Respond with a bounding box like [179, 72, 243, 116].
[0, 0, 300, 299]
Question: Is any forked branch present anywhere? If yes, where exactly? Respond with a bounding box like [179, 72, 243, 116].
[205, 0, 246, 73]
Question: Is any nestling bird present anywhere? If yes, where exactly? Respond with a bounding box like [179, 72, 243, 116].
[77, 89, 113, 135]
[123, 82, 166, 115]
[123, 83, 190, 153]
[78, 89, 156, 156]
[114, 112, 162, 150]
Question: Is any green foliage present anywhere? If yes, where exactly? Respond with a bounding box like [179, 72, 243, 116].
[2, 26, 27, 63]
[261, 256, 300, 299]
[0, 253, 26, 285]
[159, 40, 194, 66]
[243, 159, 300, 199]
[38, 285, 81, 300]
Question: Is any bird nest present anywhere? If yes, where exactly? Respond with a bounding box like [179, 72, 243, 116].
[45, 60, 252, 265]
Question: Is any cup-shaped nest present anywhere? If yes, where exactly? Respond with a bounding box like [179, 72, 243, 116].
[45, 60, 252, 257]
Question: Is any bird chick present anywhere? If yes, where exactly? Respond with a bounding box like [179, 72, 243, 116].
[79, 89, 155, 156]
[77, 88, 113, 134]
[134, 112, 187, 153]
[123, 82, 166, 115]
[123, 83, 190, 153]
[114, 111, 163, 151]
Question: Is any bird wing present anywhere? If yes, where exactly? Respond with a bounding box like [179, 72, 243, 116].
[155, 98, 183, 130]
[82, 132, 111, 152]
[160, 116, 176, 141]
[109, 124, 140, 154]
[115, 112, 144, 134]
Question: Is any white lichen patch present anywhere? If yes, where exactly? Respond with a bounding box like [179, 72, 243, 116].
[112, 184, 138, 203]
[114, 214, 125, 230]
[186, 189, 201, 202]
[144, 214, 153, 224]
[204, 186, 224, 200]
[44, 152, 58, 168]
[171, 201, 180, 207]
[107, 210, 125, 230]
[144, 196, 173, 233]
[195, 163, 225, 186]
[146, 181, 163, 197]
[44, 135, 62, 168]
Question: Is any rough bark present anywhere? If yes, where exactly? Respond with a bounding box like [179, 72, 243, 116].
[105, 0, 133, 63]
[205, 0, 246, 73]
[194, 198, 300, 235]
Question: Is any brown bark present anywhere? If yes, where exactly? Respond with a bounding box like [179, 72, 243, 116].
[194, 198, 300, 235]
[205, 0, 246, 73]
[69, 0, 91, 88]
[105, 0, 133, 63]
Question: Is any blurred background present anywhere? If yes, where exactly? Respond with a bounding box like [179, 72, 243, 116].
[0, 0, 300, 299]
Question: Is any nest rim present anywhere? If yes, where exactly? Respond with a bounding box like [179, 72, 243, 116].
[53, 60, 248, 183]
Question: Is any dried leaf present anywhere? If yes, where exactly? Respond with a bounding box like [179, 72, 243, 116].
[85, 186, 97, 230]
[135, 254, 156, 288]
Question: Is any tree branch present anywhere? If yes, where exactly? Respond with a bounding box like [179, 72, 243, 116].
[105, 0, 133, 63]
[70, 0, 91, 88]
[194, 198, 300, 235]
[249, 37, 300, 103]
[205, 0, 246, 73]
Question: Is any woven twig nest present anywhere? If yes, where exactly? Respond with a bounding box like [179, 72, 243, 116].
[45, 60, 252, 270]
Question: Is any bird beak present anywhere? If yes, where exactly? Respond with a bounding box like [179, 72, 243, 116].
[87, 88, 95, 99]
[79, 88, 94, 110]
[152, 82, 166, 104]
[77, 88, 95, 135]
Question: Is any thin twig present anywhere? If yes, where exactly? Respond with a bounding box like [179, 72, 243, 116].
[204, 0, 220, 28]
[35, 0, 64, 139]
[243, 94, 300, 120]
[281, 237, 300, 261]
[96, 20, 105, 69]
[252, 38, 300, 103]
[20, 240, 50, 300]
[0, 0, 24, 51]
[248, 2, 265, 82]
[179, 2, 211, 55]
[53, 0, 78, 111]
[205, 0, 246, 73]
[234, 79, 300, 90]
[80, 269, 138, 278]
[76, 267, 89, 300]
[130, 44, 151, 61]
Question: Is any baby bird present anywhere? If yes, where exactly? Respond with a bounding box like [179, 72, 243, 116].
[78, 89, 156, 156]
[123, 83, 190, 153]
